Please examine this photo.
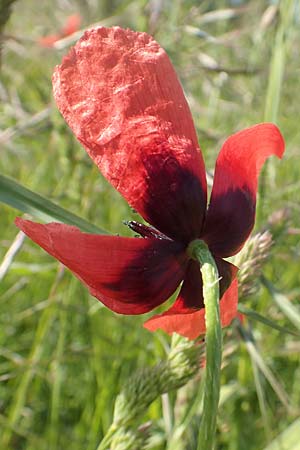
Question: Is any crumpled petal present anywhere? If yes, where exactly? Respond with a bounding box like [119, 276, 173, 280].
[52, 26, 207, 243]
[15, 218, 188, 314]
[202, 123, 285, 257]
[144, 258, 238, 340]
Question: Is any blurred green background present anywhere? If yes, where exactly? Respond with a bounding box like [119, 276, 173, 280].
[0, 0, 299, 449]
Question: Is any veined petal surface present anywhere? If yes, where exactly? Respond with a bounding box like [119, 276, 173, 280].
[53, 26, 207, 243]
[202, 123, 285, 257]
[16, 218, 187, 314]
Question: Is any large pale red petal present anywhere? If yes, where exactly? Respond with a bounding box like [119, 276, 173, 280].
[15, 218, 188, 314]
[144, 259, 238, 339]
[52, 26, 207, 243]
[202, 123, 285, 257]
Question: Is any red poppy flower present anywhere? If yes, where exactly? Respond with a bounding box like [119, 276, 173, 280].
[16, 27, 285, 339]
[38, 14, 81, 48]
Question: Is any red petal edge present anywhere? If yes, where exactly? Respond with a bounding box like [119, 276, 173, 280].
[52, 26, 207, 243]
[144, 259, 238, 340]
[15, 218, 188, 314]
[38, 34, 61, 48]
[61, 14, 81, 37]
[202, 123, 285, 257]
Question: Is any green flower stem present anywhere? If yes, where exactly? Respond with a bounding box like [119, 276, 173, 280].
[97, 240, 221, 450]
[188, 239, 221, 450]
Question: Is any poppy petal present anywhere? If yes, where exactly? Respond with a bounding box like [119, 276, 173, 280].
[160, 260, 205, 314]
[202, 123, 285, 257]
[15, 218, 188, 314]
[52, 26, 207, 243]
[61, 14, 81, 37]
[144, 258, 238, 340]
[38, 34, 61, 48]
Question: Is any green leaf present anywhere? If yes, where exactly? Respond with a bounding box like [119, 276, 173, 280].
[0, 174, 108, 235]
[263, 417, 300, 450]
[238, 304, 300, 337]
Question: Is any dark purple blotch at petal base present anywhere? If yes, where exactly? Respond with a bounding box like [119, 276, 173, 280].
[141, 151, 207, 245]
[159, 256, 238, 315]
[202, 187, 256, 257]
[15, 218, 188, 315]
[102, 238, 188, 313]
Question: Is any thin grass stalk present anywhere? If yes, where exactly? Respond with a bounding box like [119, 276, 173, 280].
[0, 231, 25, 281]
[264, 0, 295, 123]
[237, 323, 292, 413]
[250, 348, 272, 440]
[258, 0, 295, 222]
[238, 304, 300, 337]
[166, 375, 205, 450]
[49, 279, 75, 449]
[1, 267, 64, 448]
[262, 276, 300, 332]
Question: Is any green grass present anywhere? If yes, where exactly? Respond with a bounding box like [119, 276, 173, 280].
[1, 0, 300, 449]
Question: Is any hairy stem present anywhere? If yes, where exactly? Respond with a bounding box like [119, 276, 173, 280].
[188, 240, 221, 450]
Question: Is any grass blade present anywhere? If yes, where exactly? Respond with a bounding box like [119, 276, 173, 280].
[251, 355, 272, 440]
[261, 276, 300, 332]
[238, 304, 300, 337]
[0, 174, 108, 234]
[1, 269, 63, 448]
[263, 417, 300, 450]
[264, 0, 294, 122]
[238, 324, 292, 413]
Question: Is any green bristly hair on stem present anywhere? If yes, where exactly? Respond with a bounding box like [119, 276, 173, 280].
[187, 239, 222, 450]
